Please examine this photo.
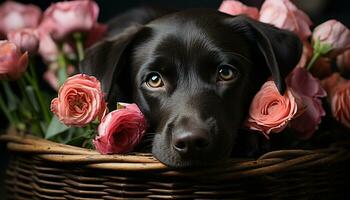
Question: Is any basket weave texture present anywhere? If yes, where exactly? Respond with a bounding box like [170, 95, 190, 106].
[1, 131, 350, 200]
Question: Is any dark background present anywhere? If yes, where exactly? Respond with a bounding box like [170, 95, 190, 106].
[1, 0, 349, 198]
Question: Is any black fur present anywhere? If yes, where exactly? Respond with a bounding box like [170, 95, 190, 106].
[81, 8, 302, 168]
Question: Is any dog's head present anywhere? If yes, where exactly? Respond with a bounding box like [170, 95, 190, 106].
[81, 9, 302, 168]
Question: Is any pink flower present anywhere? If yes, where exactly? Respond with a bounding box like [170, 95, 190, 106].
[7, 28, 39, 54]
[246, 81, 300, 138]
[93, 103, 147, 154]
[322, 73, 350, 128]
[40, 0, 100, 41]
[312, 20, 350, 57]
[0, 1, 42, 37]
[50, 74, 107, 127]
[286, 67, 327, 139]
[259, 0, 312, 41]
[0, 40, 28, 80]
[337, 49, 350, 75]
[44, 63, 75, 90]
[219, 0, 259, 20]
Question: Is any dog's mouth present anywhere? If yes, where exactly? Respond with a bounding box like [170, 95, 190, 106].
[151, 131, 234, 168]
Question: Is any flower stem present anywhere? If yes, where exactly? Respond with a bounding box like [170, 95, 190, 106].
[73, 32, 85, 62]
[27, 59, 51, 125]
[57, 44, 68, 86]
[306, 52, 321, 71]
[0, 91, 14, 124]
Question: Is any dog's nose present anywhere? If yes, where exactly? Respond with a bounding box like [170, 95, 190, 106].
[173, 130, 210, 156]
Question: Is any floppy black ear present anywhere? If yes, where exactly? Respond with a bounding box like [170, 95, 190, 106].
[229, 16, 302, 94]
[80, 25, 143, 106]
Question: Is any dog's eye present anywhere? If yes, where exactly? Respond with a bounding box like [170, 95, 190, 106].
[217, 64, 238, 82]
[146, 72, 164, 88]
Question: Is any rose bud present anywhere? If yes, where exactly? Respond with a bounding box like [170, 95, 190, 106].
[93, 103, 147, 154]
[40, 0, 99, 41]
[286, 67, 327, 139]
[7, 28, 39, 54]
[259, 0, 312, 41]
[312, 20, 350, 57]
[0, 1, 42, 37]
[0, 40, 28, 80]
[322, 73, 350, 128]
[246, 81, 300, 138]
[337, 49, 350, 76]
[50, 74, 107, 127]
[219, 0, 259, 20]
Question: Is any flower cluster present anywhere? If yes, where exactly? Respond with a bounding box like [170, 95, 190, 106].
[220, 0, 350, 139]
[1, 0, 349, 156]
[0, 0, 146, 154]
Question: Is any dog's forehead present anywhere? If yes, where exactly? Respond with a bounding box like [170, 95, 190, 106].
[132, 9, 252, 69]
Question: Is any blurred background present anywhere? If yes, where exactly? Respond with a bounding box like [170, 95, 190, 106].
[0, 0, 349, 198]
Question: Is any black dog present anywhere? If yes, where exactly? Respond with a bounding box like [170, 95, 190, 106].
[81, 8, 302, 168]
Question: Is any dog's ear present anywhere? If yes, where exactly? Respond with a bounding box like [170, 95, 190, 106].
[227, 16, 302, 94]
[80, 25, 143, 107]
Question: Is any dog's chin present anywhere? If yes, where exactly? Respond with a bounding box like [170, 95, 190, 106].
[152, 144, 233, 169]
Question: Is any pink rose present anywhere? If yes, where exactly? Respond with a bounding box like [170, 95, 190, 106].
[312, 20, 350, 57]
[259, 0, 312, 41]
[40, 0, 100, 41]
[44, 63, 76, 90]
[7, 28, 39, 54]
[50, 74, 107, 127]
[219, 0, 259, 20]
[337, 49, 350, 75]
[0, 1, 42, 37]
[0, 40, 28, 80]
[286, 67, 327, 139]
[38, 19, 76, 63]
[93, 103, 147, 154]
[322, 73, 350, 128]
[246, 81, 300, 138]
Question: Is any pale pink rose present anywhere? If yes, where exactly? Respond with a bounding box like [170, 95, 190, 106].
[296, 42, 313, 68]
[7, 28, 39, 54]
[246, 81, 300, 138]
[0, 1, 42, 37]
[337, 49, 350, 75]
[286, 67, 327, 139]
[219, 0, 259, 20]
[0, 40, 28, 80]
[312, 20, 350, 57]
[37, 22, 76, 63]
[321, 73, 350, 128]
[259, 0, 312, 41]
[93, 103, 147, 154]
[40, 0, 99, 41]
[50, 74, 107, 127]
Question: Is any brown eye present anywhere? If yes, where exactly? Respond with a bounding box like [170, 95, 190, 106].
[218, 64, 238, 81]
[146, 72, 164, 88]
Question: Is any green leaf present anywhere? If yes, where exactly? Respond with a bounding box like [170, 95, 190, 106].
[45, 116, 69, 139]
[3, 81, 19, 111]
[25, 86, 40, 112]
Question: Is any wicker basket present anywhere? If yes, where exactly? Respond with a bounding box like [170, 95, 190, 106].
[1, 130, 350, 200]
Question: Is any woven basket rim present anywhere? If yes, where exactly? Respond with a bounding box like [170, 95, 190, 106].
[1, 130, 349, 180]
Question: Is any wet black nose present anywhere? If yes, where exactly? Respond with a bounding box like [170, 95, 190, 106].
[173, 130, 210, 156]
